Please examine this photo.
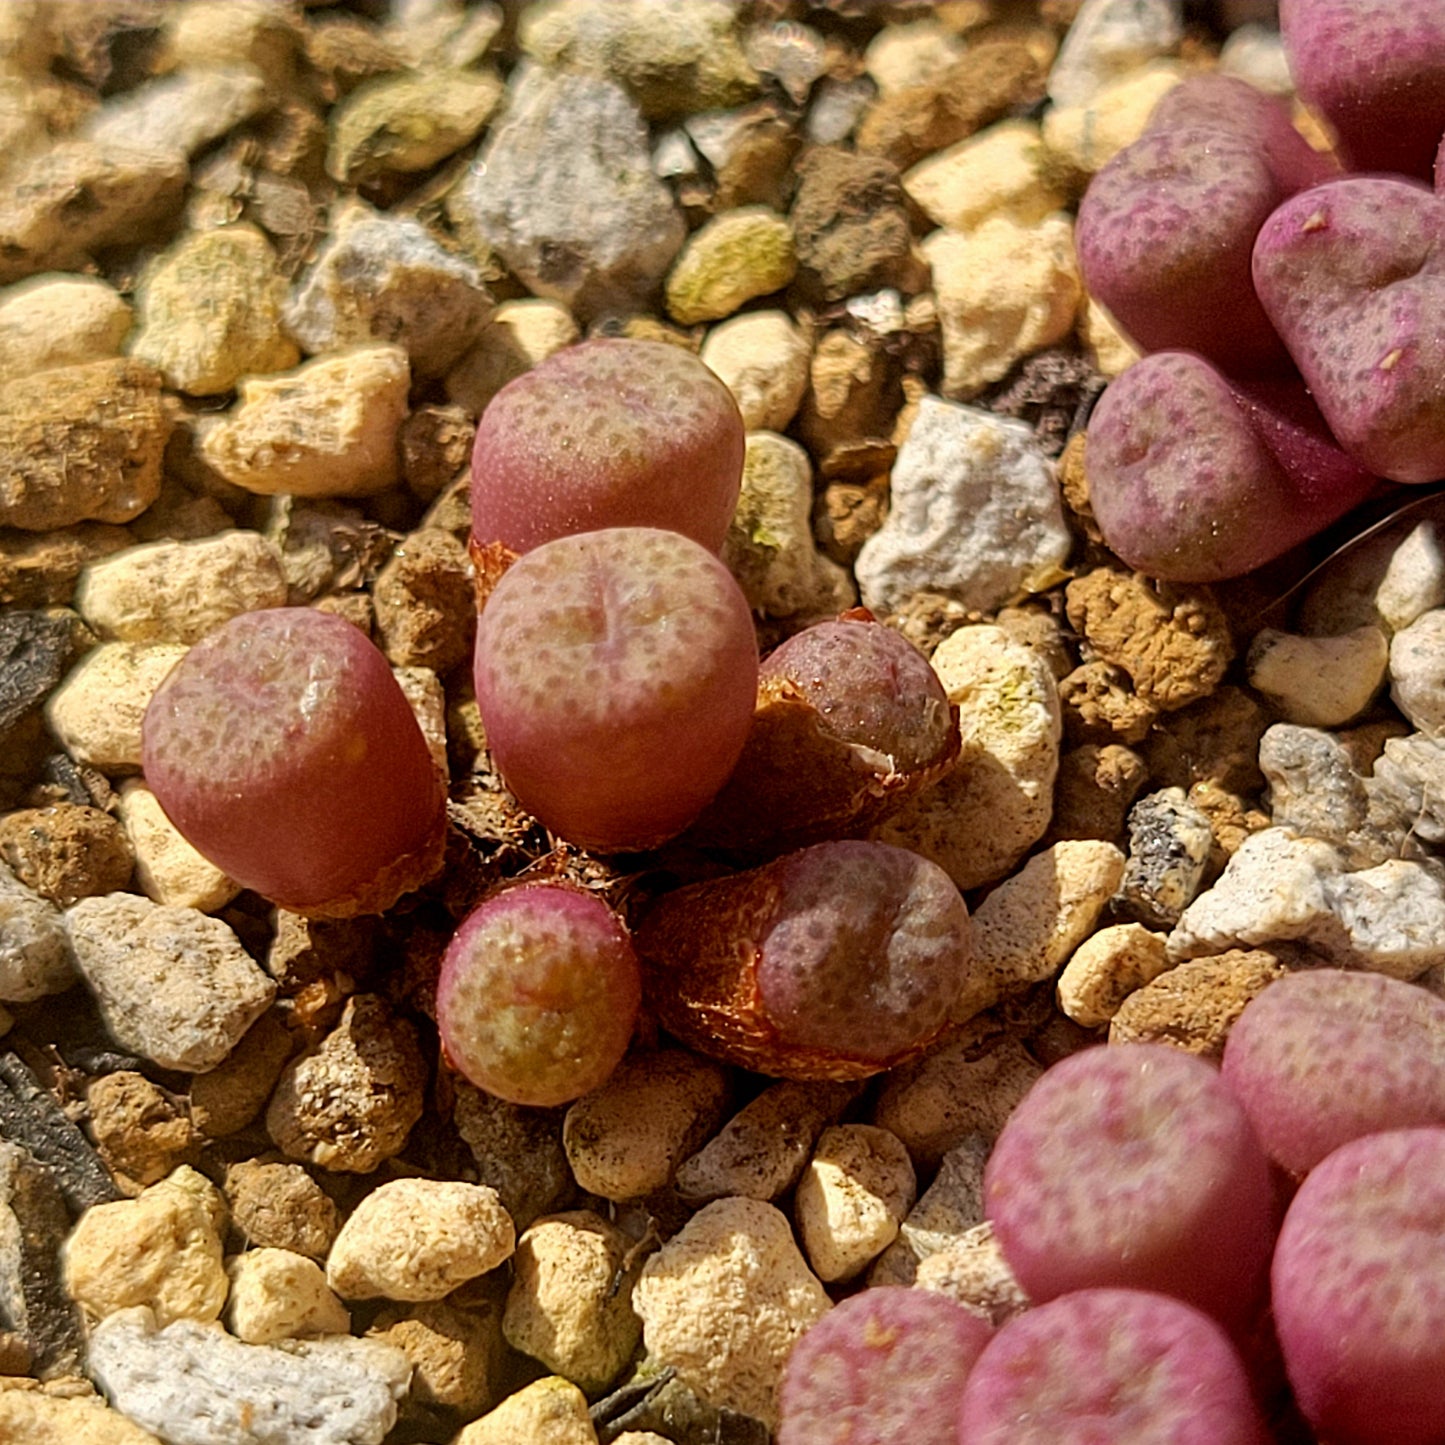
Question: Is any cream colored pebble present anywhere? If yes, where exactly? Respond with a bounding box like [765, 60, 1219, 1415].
[952, 839, 1127, 1024]
[453, 1375, 598, 1445]
[444, 297, 579, 415]
[633, 1196, 830, 1430]
[0, 273, 132, 381]
[904, 120, 1066, 232]
[700, 309, 810, 432]
[326, 1177, 514, 1302]
[75, 531, 288, 646]
[1056, 921, 1172, 1027]
[795, 1124, 916, 1283]
[62, 1172, 227, 1327]
[117, 780, 239, 913]
[44, 642, 188, 774]
[1041, 61, 1183, 175]
[914, 1220, 1031, 1327]
[225, 1248, 350, 1344]
[200, 345, 411, 497]
[923, 213, 1080, 400]
[503, 1210, 643, 1395]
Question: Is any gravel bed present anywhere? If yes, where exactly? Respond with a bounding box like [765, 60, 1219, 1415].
[0, 2, 1438, 1442]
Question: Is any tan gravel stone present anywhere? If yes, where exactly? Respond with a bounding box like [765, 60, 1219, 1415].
[562, 1050, 730, 1202]
[372, 529, 474, 674]
[367, 1298, 504, 1418]
[445, 297, 580, 416]
[924, 213, 1081, 399]
[913, 1220, 1030, 1326]
[454, 1375, 597, 1445]
[223, 1161, 341, 1263]
[200, 345, 411, 498]
[634, 1197, 830, 1429]
[1066, 568, 1234, 714]
[1057, 922, 1172, 1028]
[116, 781, 239, 914]
[868, 1134, 990, 1287]
[952, 839, 1127, 1024]
[187, 1009, 294, 1139]
[674, 1079, 858, 1204]
[0, 1388, 164, 1444]
[44, 642, 187, 775]
[75, 531, 288, 646]
[1041, 60, 1182, 176]
[0, 275, 132, 382]
[665, 206, 796, 325]
[873, 1034, 1042, 1171]
[0, 359, 169, 531]
[225, 1248, 349, 1345]
[795, 1124, 916, 1283]
[62, 1174, 227, 1327]
[266, 994, 426, 1173]
[1108, 949, 1287, 1059]
[699, 309, 810, 433]
[127, 225, 298, 396]
[327, 1178, 515, 1302]
[85, 1072, 197, 1193]
[503, 1210, 643, 1394]
[904, 119, 1066, 231]
[0, 804, 132, 907]
[876, 623, 1061, 891]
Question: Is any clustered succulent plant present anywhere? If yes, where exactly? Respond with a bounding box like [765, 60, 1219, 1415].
[1080, 0, 1445, 583]
[131, 6, 1445, 1433]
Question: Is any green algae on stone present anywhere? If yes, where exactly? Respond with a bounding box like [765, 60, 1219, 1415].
[665, 207, 796, 326]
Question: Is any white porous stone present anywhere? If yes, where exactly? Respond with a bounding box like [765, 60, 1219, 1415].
[44, 642, 188, 774]
[0, 860, 74, 1002]
[1296, 516, 1445, 636]
[869, 1135, 991, 1287]
[862, 18, 966, 95]
[1056, 921, 1171, 1027]
[117, 780, 239, 913]
[287, 204, 494, 379]
[75, 532, 288, 646]
[794, 1124, 916, 1283]
[1116, 786, 1216, 929]
[923, 215, 1082, 399]
[876, 623, 1061, 890]
[64, 893, 275, 1073]
[200, 345, 411, 497]
[1247, 624, 1388, 728]
[856, 400, 1071, 616]
[1168, 826, 1445, 979]
[722, 431, 854, 619]
[86, 1306, 411, 1445]
[62, 1174, 228, 1327]
[1370, 732, 1445, 851]
[503, 1210, 643, 1395]
[445, 297, 579, 415]
[634, 1196, 830, 1430]
[675, 1079, 858, 1204]
[562, 1050, 730, 1201]
[327, 1178, 514, 1302]
[0, 273, 132, 381]
[225, 1248, 350, 1345]
[952, 840, 1127, 1024]
[1042, 61, 1184, 176]
[449, 66, 685, 322]
[903, 120, 1067, 233]
[83, 67, 269, 157]
[127, 224, 299, 396]
[1046, 0, 1183, 108]
[700, 309, 810, 432]
[1391, 609, 1445, 736]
